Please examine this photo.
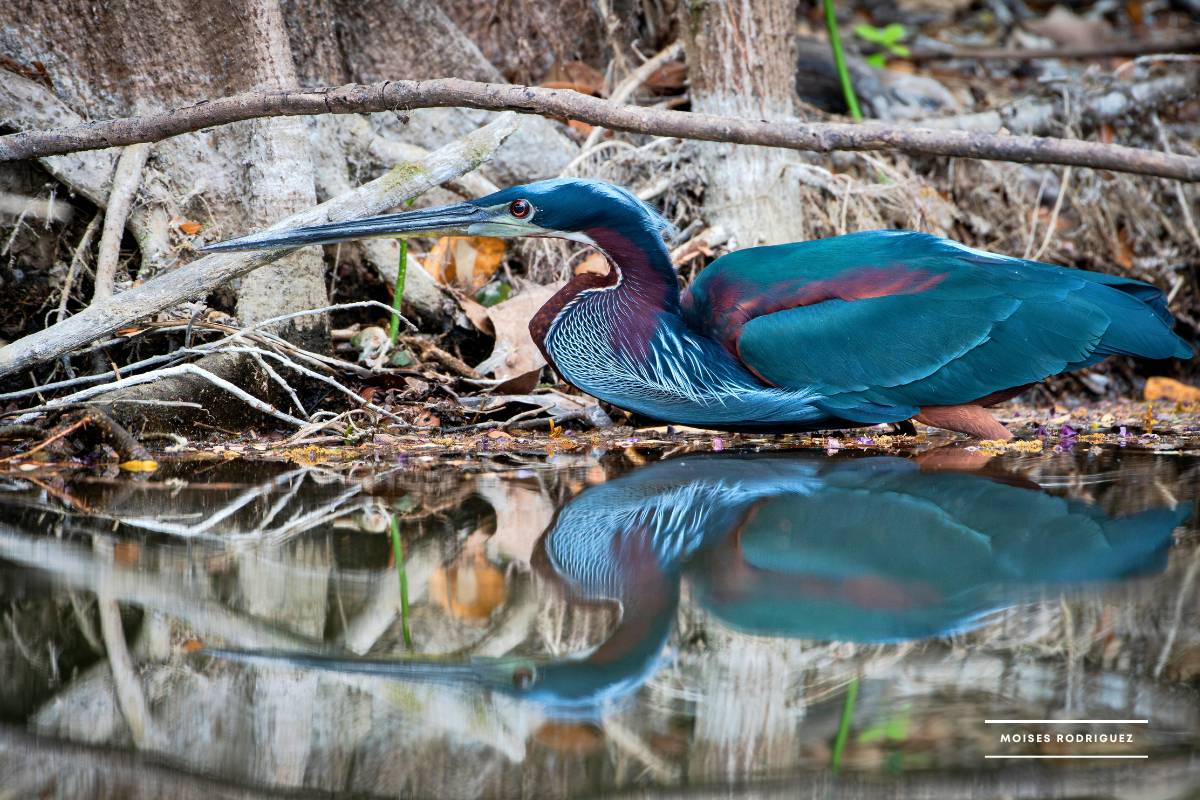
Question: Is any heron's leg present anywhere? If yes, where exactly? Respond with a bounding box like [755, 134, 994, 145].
[914, 405, 1013, 440]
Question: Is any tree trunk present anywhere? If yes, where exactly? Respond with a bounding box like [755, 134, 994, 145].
[681, 0, 806, 246]
[0, 0, 330, 348]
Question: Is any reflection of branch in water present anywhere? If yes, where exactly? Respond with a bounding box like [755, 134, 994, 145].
[0, 723, 295, 800]
[113, 467, 312, 540]
[1155, 545, 1200, 678]
[95, 539, 158, 749]
[0, 525, 321, 651]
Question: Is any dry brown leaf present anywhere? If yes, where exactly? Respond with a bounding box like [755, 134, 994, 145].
[455, 292, 495, 336]
[1144, 377, 1200, 403]
[475, 282, 563, 381]
[567, 119, 595, 137]
[422, 236, 505, 292]
[542, 60, 606, 95]
[645, 61, 687, 92]
[493, 367, 542, 395]
[1024, 6, 1113, 47]
[414, 410, 441, 427]
[575, 252, 610, 276]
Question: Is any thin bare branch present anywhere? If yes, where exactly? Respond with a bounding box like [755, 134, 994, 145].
[0, 78, 1196, 181]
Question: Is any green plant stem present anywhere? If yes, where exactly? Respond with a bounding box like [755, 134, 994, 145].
[823, 0, 863, 122]
[831, 677, 859, 773]
[390, 514, 413, 648]
[388, 238, 408, 345]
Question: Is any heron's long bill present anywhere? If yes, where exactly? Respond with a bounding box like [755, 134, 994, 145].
[203, 647, 536, 689]
[201, 202, 491, 253]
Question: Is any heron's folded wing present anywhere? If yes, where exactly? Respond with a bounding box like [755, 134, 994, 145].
[684, 231, 1189, 424]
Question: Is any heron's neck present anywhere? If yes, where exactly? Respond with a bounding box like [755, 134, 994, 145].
[584, 225, 679, 312]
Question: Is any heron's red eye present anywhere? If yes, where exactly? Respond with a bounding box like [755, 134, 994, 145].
[509, 199, 532, 219]
[512, 666, 534, 690]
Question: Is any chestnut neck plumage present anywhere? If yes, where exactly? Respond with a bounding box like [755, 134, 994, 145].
[529, 222, 680, 364]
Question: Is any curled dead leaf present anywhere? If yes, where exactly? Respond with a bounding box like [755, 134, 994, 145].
[1145, 377, 1200, 403]
[423, 236, 505, 292]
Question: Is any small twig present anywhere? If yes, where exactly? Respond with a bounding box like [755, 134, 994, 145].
[193, 345, 407, 424]
[80, 404, 150, 461]
[1153, 114, 1200, 252]
[9, 364, 306, 427]
[400, 335, 478, 378]
[249, 351, 309, 420]
[57, 212, 101, 322]
[1032, 166, 1071, 261]
[92, 143, 151, 304]
[0, 423, 49, 440]
[582, 41, 683, 150]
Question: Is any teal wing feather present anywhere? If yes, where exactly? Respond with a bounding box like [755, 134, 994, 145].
[684, 231, 1191, 423]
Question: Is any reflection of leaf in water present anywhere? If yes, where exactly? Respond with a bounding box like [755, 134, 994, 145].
[858, 704, 911, 743]
[475, 474, 557, 565]
[429, 550, 507, 625]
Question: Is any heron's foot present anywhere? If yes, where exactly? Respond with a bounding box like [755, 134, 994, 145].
[914, 405, 1013, 441]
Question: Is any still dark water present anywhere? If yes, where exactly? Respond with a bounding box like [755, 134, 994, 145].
[1, 442, 1198, 798]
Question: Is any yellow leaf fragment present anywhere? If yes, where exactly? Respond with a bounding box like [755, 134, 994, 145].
[119, 459, 158, 472]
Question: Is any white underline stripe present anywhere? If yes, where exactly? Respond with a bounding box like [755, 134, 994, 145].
[984, 720, 1149, 724]
[985, 755, 1148, 759]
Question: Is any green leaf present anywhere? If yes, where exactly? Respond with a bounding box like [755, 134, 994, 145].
[476, 280, 512, 307]
[866, 53, 887, 68]
[879, 23, 907, 45]
[854, 22, 909, 59]
[853, 23, 888, 44]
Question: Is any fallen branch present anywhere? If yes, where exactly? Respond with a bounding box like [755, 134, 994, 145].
[93, 143, 151, 303]
[922, 70, 1198, 135]
[899, 33, 1200, 63]
[0, 524, 322, 650]
[0, 113, 519, 379]
[1, 78, 1197, 181]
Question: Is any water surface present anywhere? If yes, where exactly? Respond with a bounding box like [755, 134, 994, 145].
[1, 441, 1198, 798]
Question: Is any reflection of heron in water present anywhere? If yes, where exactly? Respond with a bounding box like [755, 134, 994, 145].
[208, 455, 1189, 717]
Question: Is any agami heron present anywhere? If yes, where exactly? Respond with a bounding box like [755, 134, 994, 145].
[206, 179, 1193, 438]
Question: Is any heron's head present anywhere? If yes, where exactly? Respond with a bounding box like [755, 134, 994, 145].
[202, 178, 669, 254]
